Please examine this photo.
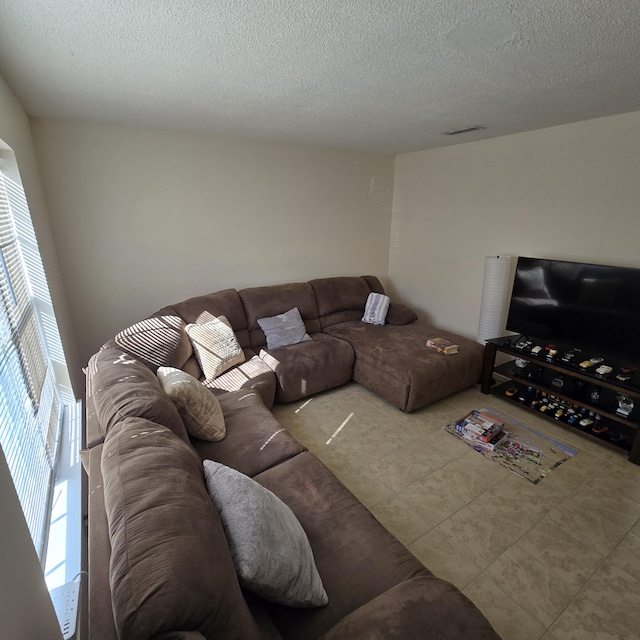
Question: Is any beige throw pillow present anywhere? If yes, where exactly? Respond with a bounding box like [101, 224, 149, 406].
[185, 316, 245, 379]
[157, 367, 226, 441]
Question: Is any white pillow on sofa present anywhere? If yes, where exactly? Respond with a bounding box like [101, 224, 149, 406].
[361, 292, 390, 325]
[185, 315, 245, 379]
[203, 459, 328, 608]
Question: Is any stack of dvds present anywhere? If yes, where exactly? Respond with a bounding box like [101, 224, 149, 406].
[455, 410, 507, 451]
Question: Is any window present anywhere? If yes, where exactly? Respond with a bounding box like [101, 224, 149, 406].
[0, 163, 68, 559]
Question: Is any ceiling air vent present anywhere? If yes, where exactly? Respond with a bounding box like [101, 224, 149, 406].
[444, 125, 486, 136]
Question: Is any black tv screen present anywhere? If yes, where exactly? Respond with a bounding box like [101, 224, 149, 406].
[506, 257, 640, 363]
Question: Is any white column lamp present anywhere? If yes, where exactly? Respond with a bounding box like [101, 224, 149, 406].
[477, 255, 513, 344]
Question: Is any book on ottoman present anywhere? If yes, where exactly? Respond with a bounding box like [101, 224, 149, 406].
[426, 337, 459, 355]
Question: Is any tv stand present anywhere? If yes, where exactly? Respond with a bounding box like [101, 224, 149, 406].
[481, 336, 640, 465]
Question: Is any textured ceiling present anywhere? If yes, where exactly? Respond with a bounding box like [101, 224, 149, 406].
[1, 1, 639, 152]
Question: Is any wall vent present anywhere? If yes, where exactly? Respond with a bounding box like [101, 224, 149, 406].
[444, 125, 486, 135]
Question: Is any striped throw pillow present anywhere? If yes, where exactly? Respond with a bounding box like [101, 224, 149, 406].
[361, 292, 390, 326]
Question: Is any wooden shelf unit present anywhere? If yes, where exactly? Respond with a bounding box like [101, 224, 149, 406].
[481, 337, 640, 465]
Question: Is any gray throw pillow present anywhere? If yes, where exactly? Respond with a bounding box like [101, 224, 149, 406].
[202, 460, 328, 608]
[257, 307, 312, 349]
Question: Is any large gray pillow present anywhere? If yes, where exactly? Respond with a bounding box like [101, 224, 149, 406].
[202, 460, 328, 608]
[257, 307, 312, 349]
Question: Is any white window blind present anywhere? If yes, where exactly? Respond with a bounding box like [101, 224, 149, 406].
[0, 169, 63, 558]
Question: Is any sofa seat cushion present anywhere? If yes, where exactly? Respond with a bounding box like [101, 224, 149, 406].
[253, 452, 430, 639]
[191, 389, 306, 477]
[259, 333, 354, 404]
[323, 321, 484, 413]
[203, 353, 276, 408]
[87, 346, 189, 445]
[320, 575, 500, 640]
[101, 418, 260, 640]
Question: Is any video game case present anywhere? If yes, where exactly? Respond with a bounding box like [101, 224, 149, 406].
[463, 428, 508, 451]
[456, 410, 504, 438]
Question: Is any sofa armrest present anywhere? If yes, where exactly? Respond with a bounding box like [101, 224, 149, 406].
[319, 575, 500, 640]
[386, 302, 418, 325]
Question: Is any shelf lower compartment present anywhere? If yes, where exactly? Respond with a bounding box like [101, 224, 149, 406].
[490, 380, 635, 456]
[493, 362, 640, 429]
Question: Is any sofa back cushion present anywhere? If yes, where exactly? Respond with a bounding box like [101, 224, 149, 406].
[169, 289, 251, 350]
[239, 282, 321, 349]
[112, 312, 193, 372]
[309, 276, 383, 329]
[87, 347, 190, 444]
[360, 275, 385, 294]
[102, 418, 260, 640]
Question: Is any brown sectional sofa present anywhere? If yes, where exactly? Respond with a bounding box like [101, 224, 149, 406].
[114, 275, 481, 411]
[85, 275, 495, 639]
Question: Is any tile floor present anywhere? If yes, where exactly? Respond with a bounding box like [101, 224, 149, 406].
[271, 382, 640, 640]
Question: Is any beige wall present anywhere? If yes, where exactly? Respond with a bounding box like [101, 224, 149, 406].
[0, 73, 64, 640]
[31, 119, 395, 367]
[389, 111, 640, 341]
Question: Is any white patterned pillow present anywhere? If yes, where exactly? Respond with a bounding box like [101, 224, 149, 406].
[361, 292, 390, 325]
[185, 316, 245, 379]
[157, 367, 225, 441]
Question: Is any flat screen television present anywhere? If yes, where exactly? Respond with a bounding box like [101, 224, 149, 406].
[506, 257, 640, 363]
